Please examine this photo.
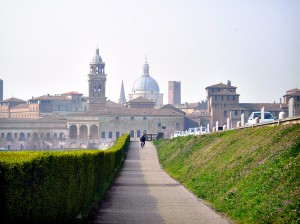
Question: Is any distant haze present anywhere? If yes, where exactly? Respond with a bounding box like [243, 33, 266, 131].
[0, 0, 299, 103]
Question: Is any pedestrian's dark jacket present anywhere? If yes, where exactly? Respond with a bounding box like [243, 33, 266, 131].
[140, 135, 146, 142]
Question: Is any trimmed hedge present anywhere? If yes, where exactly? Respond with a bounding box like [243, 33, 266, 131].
[0, 133, 130, 223]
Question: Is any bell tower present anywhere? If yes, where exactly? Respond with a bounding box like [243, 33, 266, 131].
[88, 48, 107, 111]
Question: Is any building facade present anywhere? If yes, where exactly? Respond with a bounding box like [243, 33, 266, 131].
[206, 80, 240, 128]
[205, 80, 288, 129]
[283, 88, 300, 117]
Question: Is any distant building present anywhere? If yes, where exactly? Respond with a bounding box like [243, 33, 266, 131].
[206, 80, 240, 128]
[0, 97, 28, 118]
[205, 80, 288, 129]
[0, 79, 3, 101]
[28, 92, 85, 115]
[168, 81, 181, 105]
[128, 59, 163, 107]
[283, 88, 300, 117]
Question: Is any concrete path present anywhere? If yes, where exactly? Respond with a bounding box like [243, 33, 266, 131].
[94, 141, 231, 224]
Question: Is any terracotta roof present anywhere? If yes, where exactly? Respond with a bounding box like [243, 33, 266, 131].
[209, 91, 239, 96]
[106, 100, 124, 108]
[206, 83, 237, 89]
[62, 91, 83, 95]
[186, 110, 201, 118]
[283, 90, 300, 97]
[68, 107, 184, 117]
[0, 114, 67, 123]
[12, 103, 29, 109]
[160, 104, 185, 114]
[30, 95, 71, 101]
[128, 96, 153, 103]
[1, 97, 26, 103]
[239, 103, 288, 111]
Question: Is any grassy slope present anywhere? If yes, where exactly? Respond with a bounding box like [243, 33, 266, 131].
[154, 124, 300, 224]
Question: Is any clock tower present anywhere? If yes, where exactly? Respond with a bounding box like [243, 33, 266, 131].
[88, 48, 107, 111]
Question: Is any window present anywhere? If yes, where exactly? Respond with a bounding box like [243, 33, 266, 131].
[109, 131, 113, 139]
[143, 117, 147, 120]
[101, 132, 105, 138]
[130, 130, 134, 138]
[158, 123, 161, 128]
[137, 130, 141, 138]
[131, 117, 134, 120]
[176, 123, 180, 128]
[116, 116, 119, 120]
[54, 133, 57, 138]
[116, 132, 120, 138]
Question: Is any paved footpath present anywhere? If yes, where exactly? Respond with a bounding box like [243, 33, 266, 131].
[94, 141, 231, 224]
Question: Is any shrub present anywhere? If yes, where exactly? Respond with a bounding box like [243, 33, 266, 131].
[0, 133, 130, 223]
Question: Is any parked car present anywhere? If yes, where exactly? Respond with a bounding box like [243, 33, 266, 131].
[172, 131, 182, 138]
[195, 126, 207, 135]
[247, 111, 274, 125]
[187, 128, 195, 135]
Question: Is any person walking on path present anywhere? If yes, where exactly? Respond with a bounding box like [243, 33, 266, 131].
[140, 134, 146, 148]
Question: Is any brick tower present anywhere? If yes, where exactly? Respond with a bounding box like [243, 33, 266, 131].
[87, 48, 107, 111]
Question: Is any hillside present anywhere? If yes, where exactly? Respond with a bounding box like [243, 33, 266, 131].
[154, 124, 300, 223]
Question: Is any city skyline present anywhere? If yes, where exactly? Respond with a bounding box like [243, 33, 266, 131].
[0, 0, 299, 104]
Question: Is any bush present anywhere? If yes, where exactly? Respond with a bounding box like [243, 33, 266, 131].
[0, 133, 130, 223]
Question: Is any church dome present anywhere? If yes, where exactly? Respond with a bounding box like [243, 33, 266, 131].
[91, 48, 102, 64]
[132, 60, 160, 93]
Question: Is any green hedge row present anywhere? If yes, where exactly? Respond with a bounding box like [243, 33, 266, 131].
[0, 133, 130, 223]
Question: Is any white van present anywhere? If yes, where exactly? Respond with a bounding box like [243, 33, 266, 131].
[247, 111, 274, 125]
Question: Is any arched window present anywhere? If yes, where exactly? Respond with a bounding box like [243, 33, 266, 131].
[130, 130, 134, 138]
[98, 84, 101, 92]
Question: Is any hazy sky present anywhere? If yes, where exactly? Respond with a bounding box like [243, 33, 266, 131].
[0, 0, 299, 104]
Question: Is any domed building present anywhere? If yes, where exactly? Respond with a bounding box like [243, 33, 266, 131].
[128, 59, 163, 107]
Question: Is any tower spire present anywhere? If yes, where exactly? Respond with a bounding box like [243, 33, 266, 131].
[118, 80, 126, 104]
